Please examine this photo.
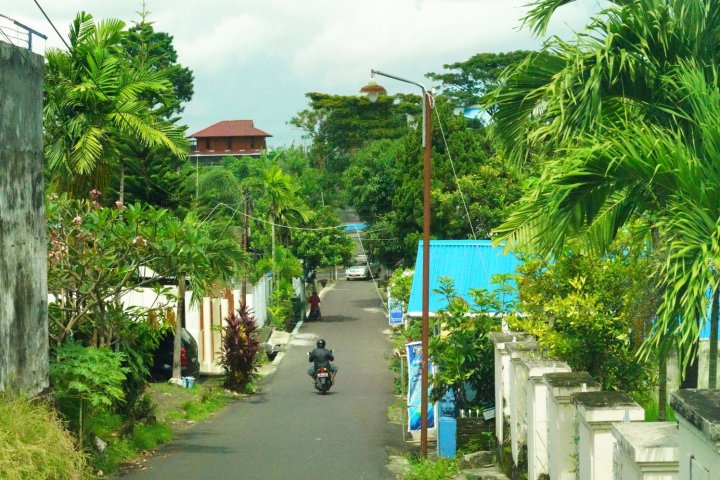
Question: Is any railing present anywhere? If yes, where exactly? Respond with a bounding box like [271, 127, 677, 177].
[0, 14, 47, 52]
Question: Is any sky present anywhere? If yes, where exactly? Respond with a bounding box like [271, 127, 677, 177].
[5, 0, 604, 148]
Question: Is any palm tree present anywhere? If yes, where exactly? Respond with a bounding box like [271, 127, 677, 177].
[260, 164, 310, 267]
[488, 0, 720, 407]
[43, 12, 188, 197]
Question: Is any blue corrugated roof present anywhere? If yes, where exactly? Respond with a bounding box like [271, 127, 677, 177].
[407, 240, 521, 316]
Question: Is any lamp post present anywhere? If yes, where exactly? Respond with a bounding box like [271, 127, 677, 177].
[361, 70, 433, 457]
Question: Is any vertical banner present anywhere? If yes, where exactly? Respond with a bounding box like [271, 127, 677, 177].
[406, 341, 435, 431]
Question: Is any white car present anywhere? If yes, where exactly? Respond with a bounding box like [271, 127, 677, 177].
[345, 263, 381, 281]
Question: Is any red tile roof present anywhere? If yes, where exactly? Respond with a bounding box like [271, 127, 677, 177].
[188, 120, 272, 138]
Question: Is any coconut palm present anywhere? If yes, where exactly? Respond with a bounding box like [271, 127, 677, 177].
[43, 12, 188, 197]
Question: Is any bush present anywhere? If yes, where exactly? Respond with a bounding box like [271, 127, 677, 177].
[0, 395, 87, 480]
[50, 342, 129, 447]
[218, 304, 261, 391]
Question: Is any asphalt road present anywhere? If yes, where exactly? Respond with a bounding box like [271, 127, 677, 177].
[122, 278, 401, 480]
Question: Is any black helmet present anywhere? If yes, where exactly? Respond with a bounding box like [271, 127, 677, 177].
[316, 339, 326, 349]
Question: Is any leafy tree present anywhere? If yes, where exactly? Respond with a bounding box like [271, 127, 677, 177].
[47, 191, 175, 348]
[426, 50, 531, 108]
[43, 12, 188, 196]
[343, 139, 403, 221]
[149, 213, 248, 382]
[289, 207, 354, 279]
[290, 92, 416, 173]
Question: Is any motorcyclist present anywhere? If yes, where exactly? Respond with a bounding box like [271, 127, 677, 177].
[308, 339, 337, 383]
[308, 290, 321, 319]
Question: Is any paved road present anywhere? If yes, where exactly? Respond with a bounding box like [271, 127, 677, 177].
[123, 279, 401, 480]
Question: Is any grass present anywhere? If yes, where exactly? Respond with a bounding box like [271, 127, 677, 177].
[402, 455, 460, 480]
[642, 400, 677, 422]
[161, 384, 235, 422]
[0, 395, 88, 480]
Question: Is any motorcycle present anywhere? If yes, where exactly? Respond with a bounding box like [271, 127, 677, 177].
[313, 366, 333, 394]
[307, 305, 321, 321]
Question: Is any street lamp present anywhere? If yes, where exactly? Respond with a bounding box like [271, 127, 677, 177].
[361, 70, 433, 457]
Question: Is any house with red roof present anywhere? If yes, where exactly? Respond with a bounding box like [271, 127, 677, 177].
[188, 120, 272, 164]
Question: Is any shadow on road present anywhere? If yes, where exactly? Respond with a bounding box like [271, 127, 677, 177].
[315, 314, 356, 323]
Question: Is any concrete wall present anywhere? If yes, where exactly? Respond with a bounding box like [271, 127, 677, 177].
[0, 42, 48, 396]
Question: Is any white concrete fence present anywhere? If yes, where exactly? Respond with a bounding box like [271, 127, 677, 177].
[490, 331, 720, 480]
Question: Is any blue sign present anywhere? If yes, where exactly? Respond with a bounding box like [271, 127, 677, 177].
[406, 341, 435, 431]
[389, 299, 403, 326]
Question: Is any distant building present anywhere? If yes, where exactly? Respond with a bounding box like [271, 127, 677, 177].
[188, 120, 272, 164]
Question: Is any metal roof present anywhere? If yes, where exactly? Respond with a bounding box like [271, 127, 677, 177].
[407, 240, 521, 316]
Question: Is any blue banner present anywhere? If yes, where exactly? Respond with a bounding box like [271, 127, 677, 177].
[388, 298, 403, 326]
[406, 341, 434, 431]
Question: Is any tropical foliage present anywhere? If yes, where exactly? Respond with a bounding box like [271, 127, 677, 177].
[488, 0, 720, 383]
[43, 12, 188, 196]
[218, 304, 261, 392]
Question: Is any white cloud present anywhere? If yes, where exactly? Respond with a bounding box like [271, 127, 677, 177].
[5, 0, 606, 145]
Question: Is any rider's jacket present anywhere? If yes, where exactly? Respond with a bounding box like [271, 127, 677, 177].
[308, 347, 334, 369]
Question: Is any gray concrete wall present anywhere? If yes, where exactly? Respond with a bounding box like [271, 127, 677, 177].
[0, 41, 48, 396]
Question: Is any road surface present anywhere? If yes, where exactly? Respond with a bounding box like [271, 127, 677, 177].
[123, 278, 401, 480]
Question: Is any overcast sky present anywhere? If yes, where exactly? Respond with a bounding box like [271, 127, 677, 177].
[6, 0, 604, 147]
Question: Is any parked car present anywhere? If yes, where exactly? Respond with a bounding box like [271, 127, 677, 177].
[150, 328, 201, 380]
[345, 262, 381, 281]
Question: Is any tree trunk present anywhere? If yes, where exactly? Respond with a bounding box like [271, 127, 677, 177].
[709, 287, 719, 388]
[172, 276, 186, 381]
[119, 162, 125, 205]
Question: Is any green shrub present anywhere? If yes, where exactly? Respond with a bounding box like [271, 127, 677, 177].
[403, 455, 459, 480]
[50, 342, 129, 447]
[0, 395, 87, 480]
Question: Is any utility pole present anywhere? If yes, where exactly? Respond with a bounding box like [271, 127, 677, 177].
[241, 191, 249, 306]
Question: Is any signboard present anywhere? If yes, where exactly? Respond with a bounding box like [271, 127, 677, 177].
[388, 298, 403, 326]
[406, 341, 435, 431]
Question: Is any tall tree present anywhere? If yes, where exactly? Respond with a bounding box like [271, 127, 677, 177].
[426, 50, 531, 108]
[489, 0, 720, 396]
[43, 12, 188, 196]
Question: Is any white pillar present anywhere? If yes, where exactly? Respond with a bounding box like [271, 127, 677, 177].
[545, 372, 601, 480]
[506, 340, 538, 467]
[611, 422, 679, 480]
[670, 389, 720, 479]
[574, 391, 644, 480]
[520, 359, 571, 480]
[490, 332, 534, 448]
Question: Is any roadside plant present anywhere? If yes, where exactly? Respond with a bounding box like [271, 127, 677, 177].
[50, 342, 129, 448]
[0, 394, 88, 480]
[509, 238, 655, 398]
[429, 278, 502, 409]
[217, 304, 261, 392]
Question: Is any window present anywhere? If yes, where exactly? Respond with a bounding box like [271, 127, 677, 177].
[205, 140, 210, 149]
[227, 139, 233, 149]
